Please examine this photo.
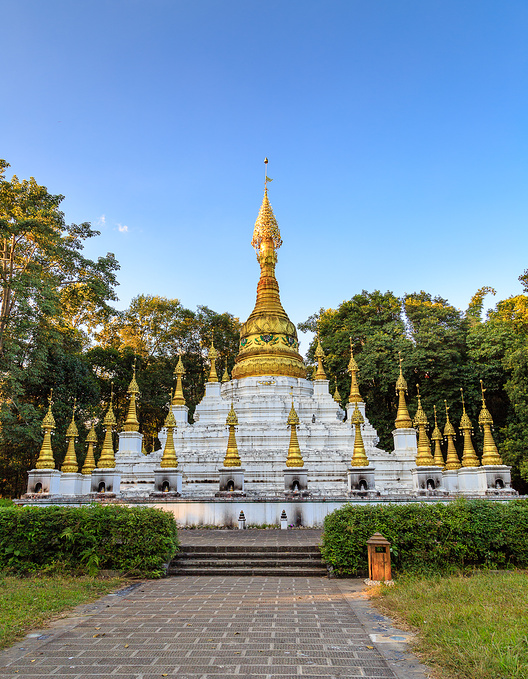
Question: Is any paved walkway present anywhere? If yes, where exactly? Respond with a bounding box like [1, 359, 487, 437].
[0, 530, 430, 679]
[178, 529, 324, 548]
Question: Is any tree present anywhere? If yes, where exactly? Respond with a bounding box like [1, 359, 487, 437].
[0, 161, 119, 496]
[0, 159, 119, 354]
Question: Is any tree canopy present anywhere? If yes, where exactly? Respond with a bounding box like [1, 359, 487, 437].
[1, 160, 528, 496]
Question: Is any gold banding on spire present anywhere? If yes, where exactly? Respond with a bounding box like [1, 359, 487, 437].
[172, 354, 186, 406]
[459, 388, 480, 467]
[314, 335, 327, 380]
[123, 358, 140, 432]
[394, 352, 413, 428]
[160, 390, 178, 468]
[82, 422, 97, 475]
[333, 376, 342, 403]
[431, 405, 444, 468]
[443, 400, 461, 470]
[36, 390, 56, 470]
[350, 403, 369, 467]
[231, 160, 306, 380]
[413, 385, 435, 466]
[98, 385, 117, 469]
[62, 399, 79, 473]
[223, 403, 241, 467]
[286, 393, 304, 467]
[348, 339, 362, 403]
[478, 380, 503, 465]
[208, 339, 219, 382]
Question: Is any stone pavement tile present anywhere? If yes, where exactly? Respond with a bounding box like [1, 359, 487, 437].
[0, 576, 431, 679]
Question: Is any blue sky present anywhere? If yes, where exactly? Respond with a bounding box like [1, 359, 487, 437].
[3, 1, 528, 354]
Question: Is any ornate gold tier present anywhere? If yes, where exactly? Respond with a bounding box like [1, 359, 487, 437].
[231, 188, 305, 380]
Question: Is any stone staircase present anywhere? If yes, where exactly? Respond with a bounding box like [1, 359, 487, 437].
[168, 544, 328, 577]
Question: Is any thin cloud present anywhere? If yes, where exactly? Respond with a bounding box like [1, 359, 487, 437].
[117, 224, 129, 233]
[97, 214, 106, 226]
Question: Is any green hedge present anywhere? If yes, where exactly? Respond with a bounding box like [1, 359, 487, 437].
[321, 499, 528, 576]
[0, 505, 178, 577]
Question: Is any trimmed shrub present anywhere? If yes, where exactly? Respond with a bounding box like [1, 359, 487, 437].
[321, 499, 528, 576]
[0, 505, 178, 577]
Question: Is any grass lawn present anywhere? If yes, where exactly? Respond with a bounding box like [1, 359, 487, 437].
[0, 574, 125, 649]
[372, 571, 528, 679]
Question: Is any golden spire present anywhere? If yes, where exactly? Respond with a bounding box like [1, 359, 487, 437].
[98, 384, 117, 469]
[431, 405, 444, 468]
[413, 386, 435, 466]
[35, 390, 56, 470]
[221, 363, 230, 383]
[141, 438, 148, 455]
[443, 401, 461, 470]
[172, 354, 186, 405]
[395, 352, 413, 429]
[348, 339, 362, 403]
[160, 390, 178, 468]
[208, 338, 219, 382]
[123, 357, 140, 432]
[333, 376, 342, 403]
[62, 399, 79, 473]
[350, 403, 369, 467]
[223, 402, 241, 467]
[314, 335, 327, 380]
[286, 393, 304, 467]
[459, 388, 480, 467]
[231, 160, 305, 380]
[81, 422, 97, 475]
[478, 380, 503, 465]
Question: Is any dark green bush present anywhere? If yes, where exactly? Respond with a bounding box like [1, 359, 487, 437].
[0, 505, 178, 577]
[321, 499, 528, 576]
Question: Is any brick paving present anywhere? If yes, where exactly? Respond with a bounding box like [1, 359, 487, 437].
[0, 575, 430, 679]
[0, 530, 429, 679]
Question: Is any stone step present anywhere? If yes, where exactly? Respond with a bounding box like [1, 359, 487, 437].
[181, 545, 321, 554]
[174, 558, 325, 568]
[169, 543, 327, 577]
[177, 551, 323, 561]
[168, 566, 328, 577]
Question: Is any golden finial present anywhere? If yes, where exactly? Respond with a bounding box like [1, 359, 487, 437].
[413, 385, 435, 466]
[478, 380, 502, 465]
[62, 399, 79, 473]
[347, 338, 362, 403]
[81, 421, 97, 475]
[333, 376, 342, 403]
[98, 384, 117, 468]
[394, 351, 412, 428]
[221, 364, 230, 383]
[208, 338, 219, 382]
[459, 388, 480, 467]
[286, 391, 303, 467]
[314, 334, 327, 380]
[160, 389, 178, 468]
[443, 400, 461, 470]
[223, 402, 241, 467]
[431, 405, 444, 468]
[123, 357, 140, 432]
[35, 390, 56, 470]
[350, 403, 369, 467]
[172, 353, 186, 405]
[252, 158, 282, 255]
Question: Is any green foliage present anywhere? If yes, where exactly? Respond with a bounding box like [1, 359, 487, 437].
[0, 505, 178, 577]
[321, 499, 528, 576]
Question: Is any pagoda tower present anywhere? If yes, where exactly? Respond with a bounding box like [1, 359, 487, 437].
[231, 173, 305, 380]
